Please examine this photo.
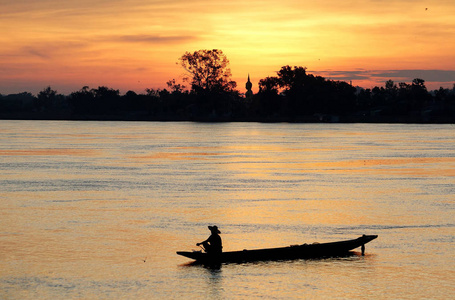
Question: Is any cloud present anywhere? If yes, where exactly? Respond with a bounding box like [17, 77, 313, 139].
[21, 46, 51, 60]
[310, 70, 373, 81]
[373, 70, 455, 82]
[312, 69, 455, 89]
[111, 34, 197, 44]
[13, 41, 90, 60]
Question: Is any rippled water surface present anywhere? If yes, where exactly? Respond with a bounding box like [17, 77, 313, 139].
[0, 121, 454, 299]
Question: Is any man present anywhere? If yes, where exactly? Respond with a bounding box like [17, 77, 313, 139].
[197, 225, 223, 254]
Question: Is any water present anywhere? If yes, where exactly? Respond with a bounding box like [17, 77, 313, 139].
[0, 120, 454, 299]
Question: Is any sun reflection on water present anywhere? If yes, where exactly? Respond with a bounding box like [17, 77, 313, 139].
[0, 121, 453, 299]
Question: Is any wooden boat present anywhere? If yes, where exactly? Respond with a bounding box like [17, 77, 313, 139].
[177, 235, 378, 264]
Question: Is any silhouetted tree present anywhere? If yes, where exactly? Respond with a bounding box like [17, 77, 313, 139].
[409, 78, 431, 111]
[329, 80, 357, 114]
[356, 88, 371, 109]
[122, 90, 139, 111]
[91, 86, 120, 113]
[3, 53, 455, 123]
[0, 92, 35, 113]
[178, 49, 238, 117]
[166, 79, 187, 94]
[257, 66, 356, 117]
[145, 88, 160, 97]
[257, 66, 307, 116]
[276, 66, 308, 90]
[254, 76, 283, 117]
[143, 88, 165, 115]
[258, 76, 281, 93]
[179, 49, 237, 94]
[372, 86, 385, 105]
[69, 86, 94, 114]
[384, 80, 398, 103]
[398, 82, 411, 102]
[36, 86, 57, 111]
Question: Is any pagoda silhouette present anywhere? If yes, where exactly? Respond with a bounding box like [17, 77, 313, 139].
[245, 74, 253, 98]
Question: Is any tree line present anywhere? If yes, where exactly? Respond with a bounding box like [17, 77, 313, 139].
[1, 49, 454, 123]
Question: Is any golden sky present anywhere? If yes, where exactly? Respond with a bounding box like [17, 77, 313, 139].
[1, 0, 455, 94]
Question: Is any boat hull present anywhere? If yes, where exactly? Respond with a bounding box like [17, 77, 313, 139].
[177, 235, 378, 264]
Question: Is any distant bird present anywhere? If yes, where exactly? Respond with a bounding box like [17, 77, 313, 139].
[425, 8, 428, 10]
[143, 257, 147, 263]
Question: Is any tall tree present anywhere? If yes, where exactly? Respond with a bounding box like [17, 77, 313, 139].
[179, 49, 237, 94]
[276, 65, 308, 90]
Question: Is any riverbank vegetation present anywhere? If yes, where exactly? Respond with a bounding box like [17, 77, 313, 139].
[1, 50, 454, 123]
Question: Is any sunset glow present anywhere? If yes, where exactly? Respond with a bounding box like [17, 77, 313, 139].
[1, 0, 455, 94]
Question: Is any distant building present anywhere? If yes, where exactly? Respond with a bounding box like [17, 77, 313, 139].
[245, 74, 253, 98]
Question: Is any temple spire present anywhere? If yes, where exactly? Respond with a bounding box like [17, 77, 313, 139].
[245, 74, 253, 98]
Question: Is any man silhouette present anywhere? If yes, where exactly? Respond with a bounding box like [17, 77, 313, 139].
[197, 225, 223, 254]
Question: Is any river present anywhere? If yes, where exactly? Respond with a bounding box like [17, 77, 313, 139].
[0, 121, 454, 299]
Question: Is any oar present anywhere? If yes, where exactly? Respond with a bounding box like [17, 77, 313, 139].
[198, 244, 206, 252]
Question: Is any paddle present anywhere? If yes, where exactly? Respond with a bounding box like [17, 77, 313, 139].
[197, 244, 206, 252]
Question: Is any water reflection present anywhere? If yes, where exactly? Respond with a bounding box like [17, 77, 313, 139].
[1, 121, 454, 299]
[203, 265, 223, 299]
[178, 262, 223, 299]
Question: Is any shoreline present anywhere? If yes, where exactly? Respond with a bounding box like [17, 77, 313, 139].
[1, 112, 453, 124]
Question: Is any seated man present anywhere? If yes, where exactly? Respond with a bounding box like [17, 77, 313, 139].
[197, 225, 223, 254]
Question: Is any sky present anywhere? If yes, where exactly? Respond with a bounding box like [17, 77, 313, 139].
[1, 0, 455, 95]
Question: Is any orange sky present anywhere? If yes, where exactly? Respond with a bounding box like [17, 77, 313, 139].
[1, 0, 455, 95]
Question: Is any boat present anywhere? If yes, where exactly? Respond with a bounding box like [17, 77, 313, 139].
[177, 235, 378, 264]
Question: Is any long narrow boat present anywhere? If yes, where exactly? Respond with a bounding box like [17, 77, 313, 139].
[177, 235, 378, 264]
